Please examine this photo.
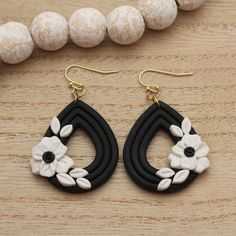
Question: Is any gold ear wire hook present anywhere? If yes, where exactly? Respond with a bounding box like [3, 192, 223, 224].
[64, 64, 118, 101]
[138, 69, 193, 105]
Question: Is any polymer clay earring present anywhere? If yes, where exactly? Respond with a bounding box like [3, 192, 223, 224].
[30, 64, 119, 193]
[123, 69, 210, 193]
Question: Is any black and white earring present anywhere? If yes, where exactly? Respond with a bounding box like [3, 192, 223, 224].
[30, 64, 119, 193]
[123, 69, 210, 193]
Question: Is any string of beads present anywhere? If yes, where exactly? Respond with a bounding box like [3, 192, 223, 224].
[0, 0, 206, 64]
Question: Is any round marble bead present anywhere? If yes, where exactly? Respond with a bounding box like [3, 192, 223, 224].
[0, 22, 34, 64]
[69, 8, 106, 48]
[31, 12, 68, 51]
[176, 0, 206, 11]
[107, 6, 145, 45]
[138, 0, 177, 30]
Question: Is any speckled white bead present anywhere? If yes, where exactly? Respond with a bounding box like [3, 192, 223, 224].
[31, 12, 68, 51]
[138, 0, 178, 30]
[107, 6, 145, 45]
[69, 8, 106, 48]
[0, 22, 34, 64]
[176, 0, 206, 11]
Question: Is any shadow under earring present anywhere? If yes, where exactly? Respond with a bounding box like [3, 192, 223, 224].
[123, 69, 210, 193]
[30, 64, 119, 193]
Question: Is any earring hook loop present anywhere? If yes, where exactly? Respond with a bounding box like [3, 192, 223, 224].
[64, 64, 118, 101]
[138, 69, 193, 104]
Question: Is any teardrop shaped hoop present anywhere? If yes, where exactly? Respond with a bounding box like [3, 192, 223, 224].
[48, 100, 119, 193]
[123, 101, 210, 193]
[30, 100, 119, 193]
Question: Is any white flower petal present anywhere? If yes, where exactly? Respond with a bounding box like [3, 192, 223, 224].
[39, 136, 59, 152]
[51, 116, 60, 135]
[181, 117, 192, 134]
[69, 168, 88, 178]
[170, 155, 181, 169]
[30, 158, 41, 174]
[170, 125, 183, 137]
[172, 170, 190, 184]
[60, 155, 74, 167]
[180, 157, 197, 170]
[76, 178, 91, 189]
[60, 125, 73, 138]
[56, 155, 74, 173]
[156, 168, 175, 178]
[50, 160, 57, 169]
[168, 153, 176, 161]
[172, 144, 184, 157]
[32, 143, 45, 160]
[195, 142, 209, 158]
[56, 173, 76, 186]
[39, 161, 56, 177]
[56, 162, 69, 173]
[44, 136, 62, 152]
[182, 134, 201, 149]
[177, 141, 185, 149]
[157, 179, 171, 191]
[54, 144, 68, 160]
[194, 157, 210, 174]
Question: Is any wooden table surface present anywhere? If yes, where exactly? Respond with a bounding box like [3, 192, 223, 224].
[0, 0, 236, 235]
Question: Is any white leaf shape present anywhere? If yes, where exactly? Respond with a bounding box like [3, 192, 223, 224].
[51, 117, 60, 135]
[69, 168, 88, 178]
[156, 168, 175, 178]
[172, 169, 190, 184]
[170, 125, 183, 137]
[60, 125, 73, 138]
[56, 173, 76, 187]
[157, 178, 171, 191]
[181, 117, 191, 134]
[76, 178, 91, 189]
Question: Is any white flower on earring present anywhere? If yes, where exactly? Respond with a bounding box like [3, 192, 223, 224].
[168, 118, 210, 174]
[30, 136, 74, 177]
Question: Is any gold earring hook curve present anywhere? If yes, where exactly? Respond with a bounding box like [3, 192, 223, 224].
[138, 69, 193, 104]
[64, 64, 118, 101]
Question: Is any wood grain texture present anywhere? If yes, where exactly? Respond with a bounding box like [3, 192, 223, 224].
[0, 0, 236, 235]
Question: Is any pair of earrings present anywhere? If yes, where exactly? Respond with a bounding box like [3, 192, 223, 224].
[30, 64, 210, 193]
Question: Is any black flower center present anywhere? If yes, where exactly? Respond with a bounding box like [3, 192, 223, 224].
[42, 151, 55, 164]
[184, 146, 195, 157]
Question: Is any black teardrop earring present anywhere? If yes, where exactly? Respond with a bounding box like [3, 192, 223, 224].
[123, 69, 210, 193]
[30, 64, 119, 193]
